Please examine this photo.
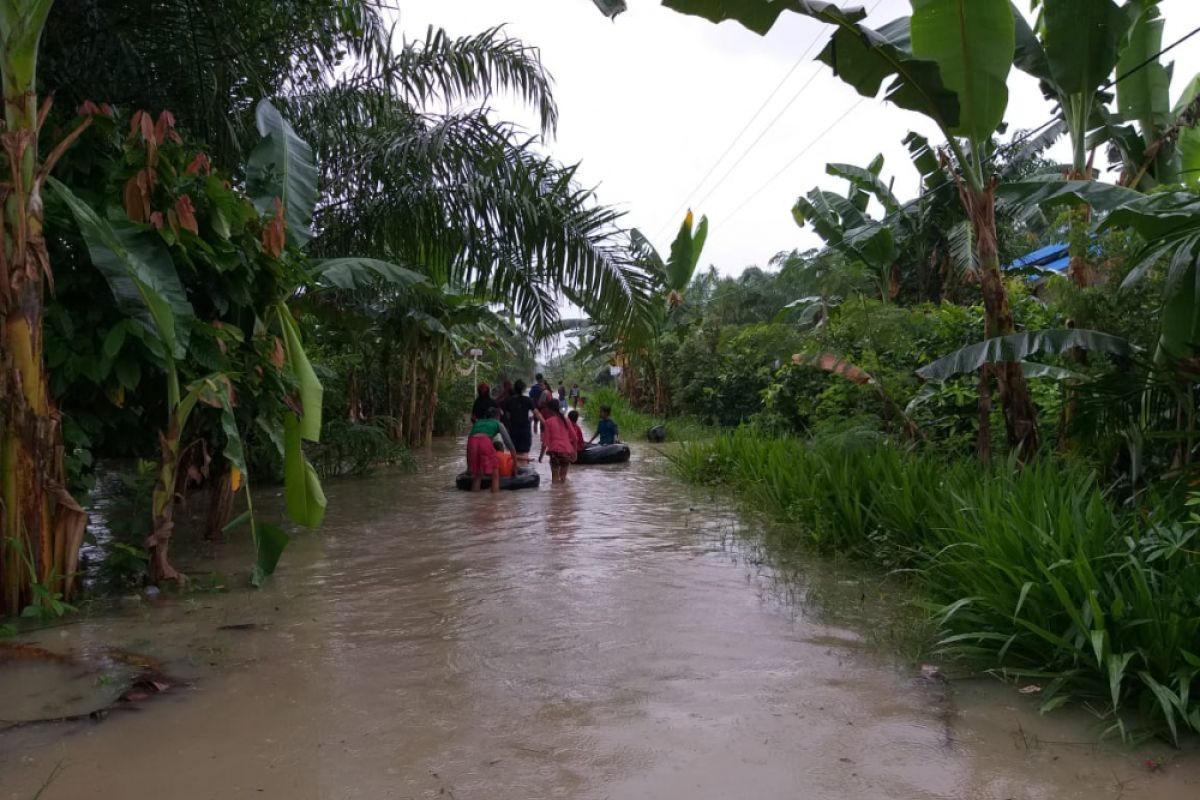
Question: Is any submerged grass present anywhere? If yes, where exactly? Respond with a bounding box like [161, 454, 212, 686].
[673, 430, 1200, 743]
[586, 387, 715, 443]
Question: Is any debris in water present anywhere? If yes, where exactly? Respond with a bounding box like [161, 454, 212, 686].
[1019, 684, 1043, 695]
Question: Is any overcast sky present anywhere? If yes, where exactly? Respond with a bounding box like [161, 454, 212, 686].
[392, 0, 1200, 276]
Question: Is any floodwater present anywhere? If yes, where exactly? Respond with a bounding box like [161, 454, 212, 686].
[2, 439, 1198, 799]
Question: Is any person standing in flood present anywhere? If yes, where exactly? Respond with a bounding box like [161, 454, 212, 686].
[466, 407, 516, 493]
[502, 379, 535, 461]
[537, 398, 577, 483]
[471, 382, 497, 423]
[529, 373, 545, 433]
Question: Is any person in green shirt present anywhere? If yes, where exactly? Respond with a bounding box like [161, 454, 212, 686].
[466, 408, 516, 493]
[587, 405, 620, 446]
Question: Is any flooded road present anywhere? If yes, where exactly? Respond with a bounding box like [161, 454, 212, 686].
[3, 439, 1198, 799]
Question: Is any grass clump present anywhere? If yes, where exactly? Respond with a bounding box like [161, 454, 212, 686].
[673, 429, 1200, 742]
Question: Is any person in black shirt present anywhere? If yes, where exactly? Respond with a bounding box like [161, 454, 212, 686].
[502, 379, 534, 458]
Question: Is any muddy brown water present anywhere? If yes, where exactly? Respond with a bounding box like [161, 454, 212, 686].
[2, 439, 1199, 799]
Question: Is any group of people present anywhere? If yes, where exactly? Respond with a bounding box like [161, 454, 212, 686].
[465, 374, 619, 492]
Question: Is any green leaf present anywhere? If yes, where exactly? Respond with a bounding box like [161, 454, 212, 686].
[1116, 2, 1170, 141]
[827, 160, 901, 215]
[247, 99, 318, 248]
[250, 523, 290, 588]
[222, 509, 252, 535]
[1045, 0, 1126, 96]
[283, 414, 327, 529]
[909, 0, 1014, 143]
[1174, 73, 1200, 187]
[114, 358, 141, 391]
[102, 323, 126, 359]
[311, 258, 430, 292]
[50, 177, 193, 360]
[277, 302, 323, 441]
[665, 211, 708, 293]
[916, 329, 1136, 382]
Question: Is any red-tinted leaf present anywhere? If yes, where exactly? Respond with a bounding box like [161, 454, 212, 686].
[262, 197, 286, 257]
[174, 194, 198, 236]
[186, 152, 211, 175]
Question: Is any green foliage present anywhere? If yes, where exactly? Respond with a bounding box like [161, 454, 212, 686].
[674, 430, 1200, 740]
[308, 419, 415, 479]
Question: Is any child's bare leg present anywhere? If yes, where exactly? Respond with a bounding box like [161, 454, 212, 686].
[491, 467, 500, 494]
[471, 468, 482, 492]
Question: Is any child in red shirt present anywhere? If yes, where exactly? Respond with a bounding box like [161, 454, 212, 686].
[567, 410, 586, 452]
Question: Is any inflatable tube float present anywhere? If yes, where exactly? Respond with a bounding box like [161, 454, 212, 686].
[455, 467, 541, 491]
[576, 443, 632, 465]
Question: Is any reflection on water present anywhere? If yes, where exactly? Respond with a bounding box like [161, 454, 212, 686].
[2, 437, 1198, 799]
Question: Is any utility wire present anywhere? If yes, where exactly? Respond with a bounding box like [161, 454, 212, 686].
[649, 38, 824, 240]
[721, 99, 866, 224]
[651, 0, 888, 241]
[720, 20, 1200, 232]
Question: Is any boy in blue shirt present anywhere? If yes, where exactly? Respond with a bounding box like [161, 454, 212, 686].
[588, 405, 620, 446]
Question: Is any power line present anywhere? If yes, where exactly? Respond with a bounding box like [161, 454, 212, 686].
[649, 38, 824, 240]
[721, 99, 866, 224]
[651, 0, 888, 241]
[720, 19, 1200, 232]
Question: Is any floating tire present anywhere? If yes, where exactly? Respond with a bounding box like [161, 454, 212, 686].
[455, 467, 541, 491]
[576, 443, 632, 465]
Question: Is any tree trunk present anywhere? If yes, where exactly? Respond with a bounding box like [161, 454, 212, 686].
[0, 5, 88, 613]
[976, 365, 992, 464]
[148, 414, 185, 583]
[205, 465, 234, 541]
[965, 182, 1039, 460]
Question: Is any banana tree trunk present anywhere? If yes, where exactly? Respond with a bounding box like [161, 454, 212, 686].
[965, 183, 1040, 460]
[148, 412, 185, 583]
[0, 0, 87, 614]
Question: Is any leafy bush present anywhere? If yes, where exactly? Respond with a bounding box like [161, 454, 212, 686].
[674, 430, 1200, 741]
[307, 419, 415, 479]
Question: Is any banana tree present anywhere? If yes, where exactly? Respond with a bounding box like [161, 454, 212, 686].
[653, 0, 1041, 457]
[1012, 0, 1128, 286]
[0, 0, 90, 614]
[1095, 1, 1200, 191]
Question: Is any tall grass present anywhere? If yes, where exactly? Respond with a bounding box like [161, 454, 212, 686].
[586, 387, 715, 443]
[674, 430, 1200, 742]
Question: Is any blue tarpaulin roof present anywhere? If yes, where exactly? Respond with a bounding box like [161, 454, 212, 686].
[1006, 243, 1070, 272]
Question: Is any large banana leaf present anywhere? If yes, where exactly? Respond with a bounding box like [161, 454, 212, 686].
[248, 100, 318, 248]
[1174, 74, 1200, 186]
[277, 301, 323, 441]
[665, 210, 708, 293]
[311, 258, 430, 292]
[50, 177, 193, 360]
[1116, 2, 1171, 144]
[910, 0, 1014, 143]
[916, 329, 1136, 382]
[283, 414, 327, 529]
[1045, 0, 1127, 97]
[827, 159, 901, 216]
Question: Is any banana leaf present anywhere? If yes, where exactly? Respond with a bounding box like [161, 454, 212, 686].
[50, 177, 193, 360]
[916, 329, 1136, 382]
[248, 100, 318, 248]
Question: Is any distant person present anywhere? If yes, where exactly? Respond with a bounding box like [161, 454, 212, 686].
[537, 398, 576, 483]
[567, 409, 586, 452]
[502, 379, 534, 460]
[466, 407, 516, 493]
[557, 383, 567, 404]
[588, 405, 620, 446]
[569, 383, 581, 408]
[497, 379, 514, 407]
[529, 373, 545, 432]
[470, 382, 497, 423]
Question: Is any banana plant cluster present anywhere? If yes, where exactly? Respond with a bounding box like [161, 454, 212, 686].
[47, 101, 328, 586]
